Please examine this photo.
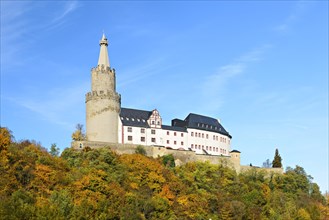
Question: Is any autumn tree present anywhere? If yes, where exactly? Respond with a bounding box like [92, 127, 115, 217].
[272, 148, 282, 168]
[0, 127, 13, 151]
[72, 124, 86, 141]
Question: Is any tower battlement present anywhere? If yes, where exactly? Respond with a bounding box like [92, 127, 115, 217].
[85, 90, 121, 103]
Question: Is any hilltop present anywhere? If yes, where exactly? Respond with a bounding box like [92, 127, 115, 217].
[0, 127, 328, 219]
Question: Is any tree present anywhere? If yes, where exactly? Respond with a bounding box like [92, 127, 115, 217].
[49, 143, 60, 157]
[135, 145, 146, 155]
[0, 127, 13, 151]
[272, 149, 282, 168]
[162, 154, 175, 168]
[262, 159, 272, 168]
[72, 124, 86, 141]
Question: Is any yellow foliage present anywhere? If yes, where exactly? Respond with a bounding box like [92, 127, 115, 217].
[0, 127, 12, 150]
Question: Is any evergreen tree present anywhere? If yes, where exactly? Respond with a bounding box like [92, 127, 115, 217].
[49, 143, 60, 157]
[272, 148, 282, 168]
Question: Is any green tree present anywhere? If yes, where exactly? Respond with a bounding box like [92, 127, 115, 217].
[49, 143, 60, 157]
[72, 124, 86, 141]
[272, 148, 282, 168]
[262, 159, 272, 168]
[162, 154, 175, 168]
[135, 145, 147, 155]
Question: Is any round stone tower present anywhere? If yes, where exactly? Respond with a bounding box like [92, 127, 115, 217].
[86, 34, 121, 143]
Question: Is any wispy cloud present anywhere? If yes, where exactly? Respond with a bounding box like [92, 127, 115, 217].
[274, 1, 312, 33]
[117, 57, 178, 88]
[52, 1, 79, 23]
[3, 82, 88, 130]
[1, 1, 80, 71]
[200, 44, 272, 112]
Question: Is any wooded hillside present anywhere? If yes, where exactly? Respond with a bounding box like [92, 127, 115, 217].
[0, 127, 328, 219]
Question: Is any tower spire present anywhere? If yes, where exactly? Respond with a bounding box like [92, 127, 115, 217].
[98, 33, 110, 68]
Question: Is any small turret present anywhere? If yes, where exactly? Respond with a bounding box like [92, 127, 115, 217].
[230, 150, 241, 172]
[98, 33, 110, 68]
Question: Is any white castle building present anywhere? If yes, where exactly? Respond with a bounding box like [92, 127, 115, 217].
[85, 34, 232, 156]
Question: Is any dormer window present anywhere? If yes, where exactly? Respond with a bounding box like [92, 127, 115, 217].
[126, 117, 129, 121]
[142, 119, 145, 122]
[132, 118, 135, 121]
[137, 119, 140, 122]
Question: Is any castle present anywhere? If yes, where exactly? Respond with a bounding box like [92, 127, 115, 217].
[72, 34, 282, 174]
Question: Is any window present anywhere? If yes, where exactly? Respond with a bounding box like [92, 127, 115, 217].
[206, 134, 208, 139]
[151, 138, 156, 143]
[120, 117, 123, 120]
[202, 133, 204, 138]
[157, 121, 160, 125]
[167, 140, 169, 144]
[151, 129, 156, 134]
[174, 141, 177, 145]
[181, 141, 184, 145]
[202, 145, 204, 149]
[191, 144, 194, 148]
[128, 136, 133, 141]
[174, 132, 177, 136]
[141, 137, 145, 142]
[206, 146, 208, 150]
[137, 118, 140, 122]
[198, 145, 201, 149]
[126, 117, 129, 120]
[191, 132, 194, 137]
[127, 127, 132, 132]
[141, 128, 145, 133]
[142, 119, 145, 122]
[216, 136, 218, 141]
[152, 121, 155, 125]
[167, 131, 169, 135]
[213, 135, 215, 140]
[181, 133, 184, 137]
[209, 146, 212, 151]
[132, 118, 135, 121]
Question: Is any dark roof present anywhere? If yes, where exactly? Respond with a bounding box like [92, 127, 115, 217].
[230, 150, 241, 153]
[175, 113, 232, 138]
[120, 107, 152, 127]
[162, 125, 187, 132]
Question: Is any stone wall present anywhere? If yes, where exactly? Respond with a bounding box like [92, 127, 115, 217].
[71, 141, 283, 175]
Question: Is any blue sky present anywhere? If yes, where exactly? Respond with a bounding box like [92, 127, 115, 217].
[1, 1, 328, 193]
